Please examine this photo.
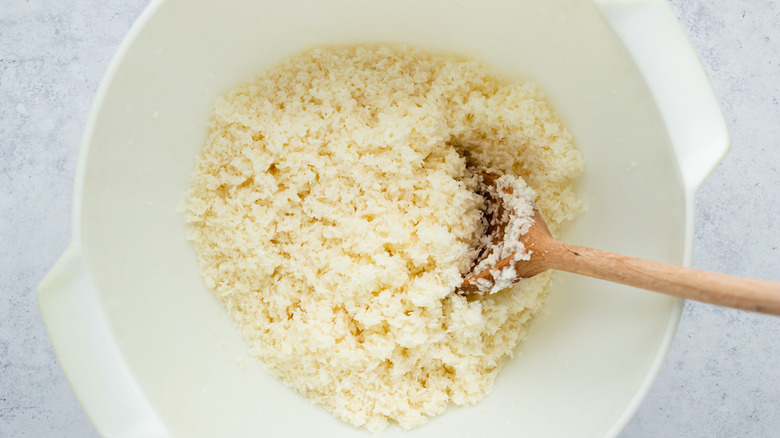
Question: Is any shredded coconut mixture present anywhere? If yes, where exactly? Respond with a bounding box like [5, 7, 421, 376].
[185, 44, 583, 431]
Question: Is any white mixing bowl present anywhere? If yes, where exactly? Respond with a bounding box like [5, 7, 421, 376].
[38, 0, 729, 436]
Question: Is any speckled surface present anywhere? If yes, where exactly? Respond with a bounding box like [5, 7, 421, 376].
[0, 1, 777, 437]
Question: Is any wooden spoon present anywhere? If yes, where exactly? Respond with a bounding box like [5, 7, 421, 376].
[460, 171, 780, 316]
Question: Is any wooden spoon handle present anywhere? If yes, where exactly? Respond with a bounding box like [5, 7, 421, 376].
[544, 241, 780, 315]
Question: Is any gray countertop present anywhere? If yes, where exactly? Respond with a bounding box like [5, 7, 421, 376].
[1, 1, 778, 436]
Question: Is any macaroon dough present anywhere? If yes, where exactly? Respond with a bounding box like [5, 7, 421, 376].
[185, 44, 584, 431]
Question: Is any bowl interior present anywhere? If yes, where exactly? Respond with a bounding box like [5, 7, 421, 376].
[79, 0, 685, 436]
